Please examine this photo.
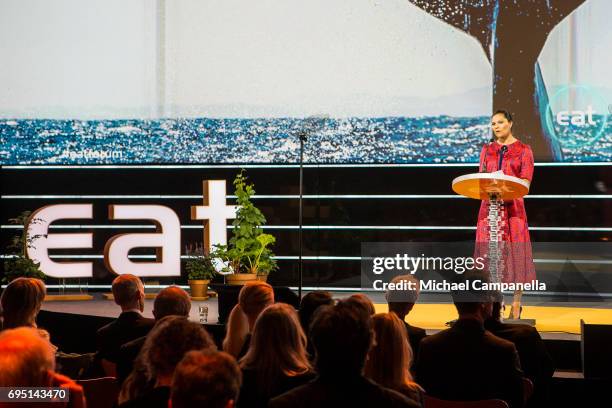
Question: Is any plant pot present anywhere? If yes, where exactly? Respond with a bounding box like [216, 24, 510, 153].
[256, 274, 268, 282]
[188, 279, 210, 298]
[225, 273, 257, 286]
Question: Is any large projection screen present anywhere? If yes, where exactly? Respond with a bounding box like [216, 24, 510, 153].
[1, 0, 610, 165]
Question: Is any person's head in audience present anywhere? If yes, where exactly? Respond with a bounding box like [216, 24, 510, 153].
[238, 281, 274, 329]
[171, 350, 241, 408]
[141, 315, 215, 387]
[451, 270, 493, 322]
[487, 290, 505, 322]
[153, 285, 191, 320]
[298, 291, 334, 334]
[310, 299, 373, 377]
[0, 327, 54, 386]
[365, 313, 421, 396]
[112, 274, 145, 313]
[0, 277, 46, 330]
[240, 303, 312, 393]
[386, 274, 420, 320]
[345, 293, 376, 315]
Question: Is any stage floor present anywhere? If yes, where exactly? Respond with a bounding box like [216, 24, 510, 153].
[40, 291, 612, 338]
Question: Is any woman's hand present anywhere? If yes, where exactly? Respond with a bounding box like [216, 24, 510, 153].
[222, 304, 249, 357]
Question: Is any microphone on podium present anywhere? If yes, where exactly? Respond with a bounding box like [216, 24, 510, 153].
[498, 145, 508, 172]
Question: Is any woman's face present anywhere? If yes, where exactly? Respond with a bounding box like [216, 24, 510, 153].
[491, 113, 512, 139]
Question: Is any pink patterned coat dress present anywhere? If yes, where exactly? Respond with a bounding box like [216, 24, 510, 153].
[475, 140, 536, 284]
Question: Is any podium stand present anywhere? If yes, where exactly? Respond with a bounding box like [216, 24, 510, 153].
[452, 172, 534, 323]
[452, 172, 530, 285]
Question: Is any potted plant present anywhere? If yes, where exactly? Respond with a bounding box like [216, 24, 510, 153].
[185, 243, 217, 298]
[3, 211, 46, 284]
[213, 171, 278, 285]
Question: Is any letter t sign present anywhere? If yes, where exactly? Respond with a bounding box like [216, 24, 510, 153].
[191, 180, 238, 253]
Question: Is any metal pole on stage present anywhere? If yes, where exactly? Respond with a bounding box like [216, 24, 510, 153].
[298, 130, 306, 301]
[297, 115, 327, 301]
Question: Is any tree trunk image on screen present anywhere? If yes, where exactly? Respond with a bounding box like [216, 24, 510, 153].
[408, 0, 587, 161]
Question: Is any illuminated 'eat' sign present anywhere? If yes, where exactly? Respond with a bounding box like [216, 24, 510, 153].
[25, 180, 237, 278]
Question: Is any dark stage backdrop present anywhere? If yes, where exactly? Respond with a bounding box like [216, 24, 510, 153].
[1, 164, 610, 295]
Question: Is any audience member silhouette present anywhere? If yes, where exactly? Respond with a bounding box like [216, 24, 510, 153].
[386, 274, 427, 358]
[298, 291, 334, 358]
[415, 274, 524, 408]
[365, 313, 424, 405]
[118, 316, 215, 408]
[223, 281, 274, 358]
[345, 293, 376, 315]
[116, 285, 191, 384]
[1, 278, 559, 408]
[171, 350, 241, 408]
[238, 303, 315, 408]
[96, 274, 154, 376]
[0, 327, 86, 408]
[0, 277, 49, 340]
[269, 299, 420, 408]
[485, 291, 554, 407]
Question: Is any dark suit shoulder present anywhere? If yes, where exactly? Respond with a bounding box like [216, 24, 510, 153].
[129, 313, 155, 328]
[493, 322, 540, 341]
[269, 377, 420, 408]
[483, 329, 518, 349]
[96, 320, 114, 336]
[96, 312, 154, 362]
[419, 328, 444, 343]
[119, 336, 146, 358]
[405, 323, 427, 339]
[268, 380, 320, 408]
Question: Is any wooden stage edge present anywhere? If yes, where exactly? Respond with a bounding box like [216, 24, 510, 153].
[44, 294, 94, 302]
[40, 293, 612, 339]
[372, 303, 612, 339]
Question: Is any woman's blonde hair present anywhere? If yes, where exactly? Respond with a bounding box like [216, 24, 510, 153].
[1, 278, 46, 329]
[238, 281, 274, 319]
[240, 303, 311, 394]
[223, 281, 275, 357]
[365, 313, 421, 395]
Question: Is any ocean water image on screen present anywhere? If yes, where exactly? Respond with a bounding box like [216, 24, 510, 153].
[2, 0, 611, 165]
[1, 116, 610, 165]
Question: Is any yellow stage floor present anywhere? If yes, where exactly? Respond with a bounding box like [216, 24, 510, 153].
[373, 303, 612, 334]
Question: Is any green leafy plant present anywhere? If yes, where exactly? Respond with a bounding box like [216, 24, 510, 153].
[212, 171, 278, 275]
[3, 211, 46, 283]
[185, 243, 217, 280]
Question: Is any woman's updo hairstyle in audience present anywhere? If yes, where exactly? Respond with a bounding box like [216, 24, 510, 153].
[1, 278, 46, 329]
[238, 281, 274, 318]
[345, 293, 376, 316]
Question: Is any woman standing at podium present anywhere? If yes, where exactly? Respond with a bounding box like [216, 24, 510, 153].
[476, 110, 535, 319]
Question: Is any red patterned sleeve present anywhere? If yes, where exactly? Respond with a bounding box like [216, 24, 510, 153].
[479, 144, 488, 172]
[519, 144, 534, 182]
